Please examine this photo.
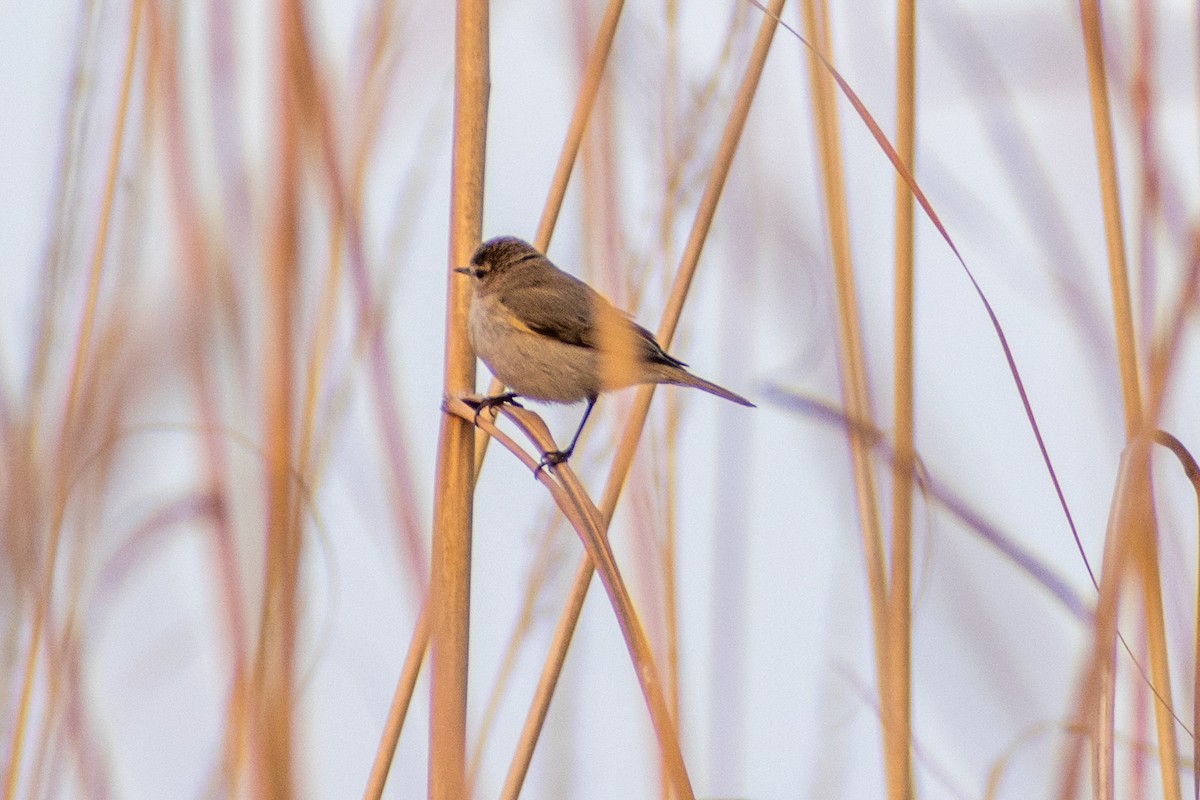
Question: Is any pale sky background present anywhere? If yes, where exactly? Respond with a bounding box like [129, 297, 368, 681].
[3, 1, 1200, 798]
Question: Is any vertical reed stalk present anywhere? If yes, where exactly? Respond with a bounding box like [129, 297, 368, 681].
[888, 0, 917, 796]
[428, 1, 488, 797]
[1078, 0, 1178, 796]
[1079, 0, 1140, 431]
[251, 1, 308, 794]
[797, 0, 891, 791]
[1144, 236, 1200, 800]
[661, 6, 684, 791]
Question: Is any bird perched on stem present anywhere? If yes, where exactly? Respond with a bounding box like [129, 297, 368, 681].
[456, 236, 753, 469]
[456, 235, 748, 470]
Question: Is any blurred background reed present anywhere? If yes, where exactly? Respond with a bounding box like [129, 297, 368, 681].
[3, 0, 1200, 797]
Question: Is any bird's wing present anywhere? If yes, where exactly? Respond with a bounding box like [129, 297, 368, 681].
[497, 270, 598, 348]
[497, 271, 686, 367]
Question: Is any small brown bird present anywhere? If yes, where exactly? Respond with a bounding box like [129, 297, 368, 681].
[456, 236, 753, 467]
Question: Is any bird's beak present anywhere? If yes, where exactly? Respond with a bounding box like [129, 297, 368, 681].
[454, 266, 472, 276]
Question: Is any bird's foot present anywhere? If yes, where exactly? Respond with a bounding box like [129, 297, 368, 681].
[463, 392, 523, 425]
[534, 448, 571, 477]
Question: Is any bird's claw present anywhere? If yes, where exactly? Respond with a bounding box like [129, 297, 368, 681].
[463, 393, 522, 425]
[533, 449, 570, 477]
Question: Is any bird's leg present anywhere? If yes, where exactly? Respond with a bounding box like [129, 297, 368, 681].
[536, 395, 597, 474]
[464, 392, 523, 426]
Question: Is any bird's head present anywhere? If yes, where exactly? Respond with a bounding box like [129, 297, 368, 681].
[455, 236, 541, 282]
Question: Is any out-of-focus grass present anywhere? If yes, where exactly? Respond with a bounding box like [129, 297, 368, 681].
[6, 1, 1200, 798]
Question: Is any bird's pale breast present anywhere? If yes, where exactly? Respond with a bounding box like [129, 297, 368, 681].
[468, 291, 602, 403]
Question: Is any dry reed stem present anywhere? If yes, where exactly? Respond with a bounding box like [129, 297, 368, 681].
[537, 459, 693, 800]
[1046, 432, 1200, 796]
[652, 7, 734, 785]
[1132, 0, 1160, 348]
[1079, 0, 1141, 435]
[1056, 440, 1152, 800]
[1094, 578, 1116, 798]
[146, 3, 254, 789]
[1132, 513, 1177, 799]
[364, 600, 432, 800]
[4, 2, 145, 796]
[445, 399, 695, 800]
[1195, 486, 1200, 800]
[501, 2, 786, 794]
[796, 0, 893, 791]
[1077, 0, 1181, 794]
[661, 407, 683, 754]
[376, 0, 627, 781]
[293, 102, 355, 580]
[660, 8, 684, 765]
[887, 0, 917, 795]
[765, 6, 1154, 795]
[811, 0, 1105, 565]
[304, 4, 379, 497]
[249, 1, 310, 794]
[780, 9, 1097, 611]
[1129, 4, 1188, 794]
[1141, 231, 1200, 795]
[428, 1, 487, 797]
[1150, 431, 1200, 799]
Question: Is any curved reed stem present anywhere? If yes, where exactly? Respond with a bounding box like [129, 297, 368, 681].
[500, 1, 787, 794]
[446, 398, 695, 799]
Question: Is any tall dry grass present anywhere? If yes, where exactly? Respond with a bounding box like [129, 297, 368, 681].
[5, 0, 1200, 798]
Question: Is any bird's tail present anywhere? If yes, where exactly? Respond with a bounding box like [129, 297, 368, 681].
[652, 365, 755, 407]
